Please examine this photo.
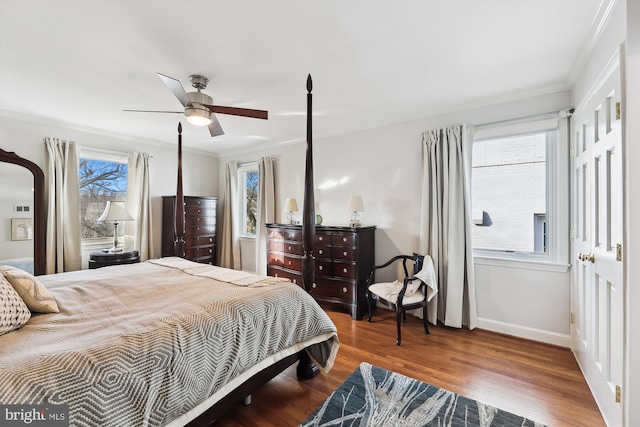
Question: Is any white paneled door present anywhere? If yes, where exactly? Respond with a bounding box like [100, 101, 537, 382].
[571, 49, 624, 427]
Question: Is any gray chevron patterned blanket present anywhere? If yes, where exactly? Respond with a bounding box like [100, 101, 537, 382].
[0, 258, 339, 427]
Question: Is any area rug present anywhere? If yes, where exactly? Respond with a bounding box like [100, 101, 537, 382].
[300, 362, 546, 427]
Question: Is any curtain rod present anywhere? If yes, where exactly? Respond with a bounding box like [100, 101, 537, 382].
[475, 109, 573, 129]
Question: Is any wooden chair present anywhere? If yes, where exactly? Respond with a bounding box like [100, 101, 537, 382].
[365, 253, 431, 346]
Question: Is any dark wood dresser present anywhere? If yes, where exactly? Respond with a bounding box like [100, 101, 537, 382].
[266, 223, 375, 320]
[162, 196, 217, 265]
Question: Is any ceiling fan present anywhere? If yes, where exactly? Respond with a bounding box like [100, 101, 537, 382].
[124, 73, 268, 137]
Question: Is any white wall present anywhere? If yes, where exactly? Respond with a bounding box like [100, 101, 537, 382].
[219, 90, 573, 346]
[0, 113, 220, 263]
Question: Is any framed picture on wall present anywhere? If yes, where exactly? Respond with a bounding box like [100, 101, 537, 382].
[11, 218, 33, 241]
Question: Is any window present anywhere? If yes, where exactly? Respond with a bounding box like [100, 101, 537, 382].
[78, 150, 128, 240]
[238, 163, 258, 236]
[471, 112, 568, 265]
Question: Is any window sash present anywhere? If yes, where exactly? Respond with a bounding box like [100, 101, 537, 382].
[472, 129, 559, 262]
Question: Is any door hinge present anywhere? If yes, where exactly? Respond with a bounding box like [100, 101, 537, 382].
[617, 243, 622, 262]
[616, 385, 621, 403]
[570, 146, 576, 158]
[615, 102, 621, 120]
[570, 312, 575, 324]
[570, 230, 575, 241]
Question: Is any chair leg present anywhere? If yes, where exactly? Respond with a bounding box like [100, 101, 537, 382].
[422, 304, 430, 335]
[367, 292, 372, 322]
[396, 308, 402, 346]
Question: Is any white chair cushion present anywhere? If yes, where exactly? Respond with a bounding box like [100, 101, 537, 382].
[369, 281, 426, 305]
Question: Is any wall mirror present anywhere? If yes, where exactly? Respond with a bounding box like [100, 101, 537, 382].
[0, 148, 46, 275]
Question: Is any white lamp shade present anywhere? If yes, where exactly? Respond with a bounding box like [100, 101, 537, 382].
[284, 198, 299, 212]
[98, 201, 134, 222]
[347, 195, 365, 212]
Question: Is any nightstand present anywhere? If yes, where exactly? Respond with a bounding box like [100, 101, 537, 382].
[89, 250, 140, 269]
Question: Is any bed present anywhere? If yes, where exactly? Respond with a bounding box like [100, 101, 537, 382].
[0, 76, 330, 426]
[0, 257, 338, 426]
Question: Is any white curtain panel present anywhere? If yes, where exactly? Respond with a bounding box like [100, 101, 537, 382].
[219, 162, 240, 269]
[125, 152, 153, 261]
[419, 124, 478, 329]
[44, 138, 82, 273]
[255, 157, 275, 275]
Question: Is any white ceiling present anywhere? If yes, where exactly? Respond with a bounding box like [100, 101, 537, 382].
[0, 0, 603, 156]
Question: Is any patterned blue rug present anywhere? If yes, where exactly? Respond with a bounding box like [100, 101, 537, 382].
[300, 362, 546, 427]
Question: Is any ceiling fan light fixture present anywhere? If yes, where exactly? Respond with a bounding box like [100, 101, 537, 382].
[185, 106, 212, 126]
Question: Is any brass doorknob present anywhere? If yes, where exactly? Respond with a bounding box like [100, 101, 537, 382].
[585, 253, 595, 263]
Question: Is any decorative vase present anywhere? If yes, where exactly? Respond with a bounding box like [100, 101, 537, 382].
[315, 214, 323, 225]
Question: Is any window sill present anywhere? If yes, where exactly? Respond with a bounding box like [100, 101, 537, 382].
[82, 239, 113, 250]
[473, 255, 571, 273]
[239, 235, 256, 242]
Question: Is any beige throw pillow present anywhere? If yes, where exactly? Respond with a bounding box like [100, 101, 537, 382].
[0, 266, 60, 313]
[0, 274, 31, 335]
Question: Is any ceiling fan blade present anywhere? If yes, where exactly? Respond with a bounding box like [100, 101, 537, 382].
[123, 109, 183, 113]
[205, 105, 268, 120]
[208, 114, 224, 137]
[157, 73, 191, 107]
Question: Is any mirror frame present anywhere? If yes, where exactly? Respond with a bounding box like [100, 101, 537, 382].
[0, 148, 46, 275]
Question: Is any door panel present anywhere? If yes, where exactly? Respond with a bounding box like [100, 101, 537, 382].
[571, 51, 623, 427]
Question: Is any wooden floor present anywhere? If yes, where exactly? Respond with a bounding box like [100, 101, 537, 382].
[214, 307, 605, 426]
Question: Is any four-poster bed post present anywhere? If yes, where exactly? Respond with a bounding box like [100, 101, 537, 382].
[174, 122, 186, 257]
[302, 74, 316, 293]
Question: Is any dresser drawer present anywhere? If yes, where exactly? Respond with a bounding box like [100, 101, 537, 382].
[315, 259, 332, 277]
[185, 225, 216, 237]
[267, 252, 284, 267]
[191, 255, 214, 265]
[268, 267, 302, 286]
[185, 198, 216, 209]
[186, 246, 215, 259]
[284, 242, 303, 255]
[333, 233, 356, 246]
[268, 240, 284, 252]
[185, 215, 216, 226]
[283, 229, 302, 242]
[310, 277, 354, 301]
[315, 232, 332, 244]
[334, 261, 357, 280]
[267, 228, 284, 240]
[185, 206, 216, 218]
[283, 255, 302, 271]
[185, 235, 215, 247]
[315, 246, 331, 258]
[332, 246, 356, 261]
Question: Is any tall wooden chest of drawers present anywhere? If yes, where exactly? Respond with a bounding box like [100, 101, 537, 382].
[266, 223, 375, 320]
[162, 196, 217, 265]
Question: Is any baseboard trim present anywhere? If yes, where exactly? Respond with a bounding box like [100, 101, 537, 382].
[477, 317, 571, 348]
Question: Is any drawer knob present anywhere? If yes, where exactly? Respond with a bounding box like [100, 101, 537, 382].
[343, 268, 348, 273]
[209, 249, 212, 253]
[343, 251, 347, 256]
[288, 261, 292, 265]
[342, 287, 347, 293]
[312, 283, 317, 288]
[319, 265, 323, 270]
[209, 238, 213, 242]
[293, 279, 297, 284]
[318, 249, 323, 255]
[288, 246, 292, 250]
[319, 236, 323, 241]
[343, 237, 347, 242]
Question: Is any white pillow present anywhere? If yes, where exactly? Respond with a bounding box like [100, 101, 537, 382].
[0, 266, 60, 313]
[0, 274, 31, 335]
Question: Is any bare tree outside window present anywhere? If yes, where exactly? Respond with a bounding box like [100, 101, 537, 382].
[244, 171, 258, 234]
[79, 159, 128, 239]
